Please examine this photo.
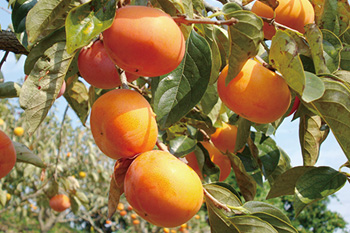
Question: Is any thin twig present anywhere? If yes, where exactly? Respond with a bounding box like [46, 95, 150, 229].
[203, 188, 231, 212]
[116, 66, 129, 89]
[54, 105, 69, 180]
[173, 15, 238, 26]
[0, 6, 11, 14]
[156, 139, 169, 153]
[255, 55, 275, 71]
[0, 51, 9, 70]
[260, 16, 302, 35]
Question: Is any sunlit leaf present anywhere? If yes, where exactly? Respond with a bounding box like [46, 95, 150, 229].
[0, 82, 22, 99]
[13, 141, 46, 168]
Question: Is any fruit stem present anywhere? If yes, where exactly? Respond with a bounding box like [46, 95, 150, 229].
[255, 55, 275, 72]
[203, 188, 232, 213]
[156, 139, 170, 153]
[260, 16, 302, 36]
[116, 66, 129, 89]
[226, 205, 251, 215]
[173, 15, 238, 26]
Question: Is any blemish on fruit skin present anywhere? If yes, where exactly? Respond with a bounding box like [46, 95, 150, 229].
[38, 86, 41, 90]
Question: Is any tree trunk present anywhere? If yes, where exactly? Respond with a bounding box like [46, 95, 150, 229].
[0, 30, 28, 55]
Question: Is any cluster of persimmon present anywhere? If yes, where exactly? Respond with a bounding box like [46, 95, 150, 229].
[78, 5, 203, 228]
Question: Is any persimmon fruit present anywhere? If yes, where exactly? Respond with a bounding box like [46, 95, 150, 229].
[124, 150, 203, 228]
[287, 96, 300, 116]
[103, 6, 185, 77]
[186, 141, 231, 181]
[211, 123, 244, 154]
[0, 129, 16, 178]
[14, 126, 24, 137]
[90, 89, 158, 160]
[217, 59, 291, 124]
[77, 40, 139, 89]
[49, 194, 71, 212]
[251, 0, 315, 40]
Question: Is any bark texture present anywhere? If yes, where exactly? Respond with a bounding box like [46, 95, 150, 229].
[0, 30, 28, 55]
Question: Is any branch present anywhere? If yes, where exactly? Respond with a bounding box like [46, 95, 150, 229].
[173, 15, 238, 26]
[0, 30, 29, 55]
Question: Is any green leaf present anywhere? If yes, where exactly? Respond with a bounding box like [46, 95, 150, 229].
[152, 30, 211, 129]
[13, 142, 46, 168]
[224, 10, 264, 85]
[304, 24, 330, 75]
[0, 189, 7, 206]
[25, 0, 78, 48]
[206, 200, 240, 233]
[322, 29, 343, 73]
[70, 195, 81, 214]
[250, 212, 298, 233]
[204, 183, 243, 208]
[310, 77, 350, 162]
[267, 147, 292, 187]
[299, 107, 329, 166]
[301, 72, 325, 103]
[266, 166, 316, 199]
[243, 201, 291, 224]
[340, 45, 350, 71]
[222, 2, 242, 14]
[251, 132, 280, 179]
[294, 166, 347, 216]
[19, 41, 76, 135]
[200, 83, 219, 115]
[228, 153, 257, 201]
[235, 117, 251, 153]
[228, 215, 278, 233]
[0, 82, 22, 98]
[213, 25, 229, 70]
[65, 0, 116, 54]
[196, 143, 221, 181]
[63, 80, 90, 126]
[75, 191, 89, 204]
[270, 30, 305, 95]
[169, 135, 197, 157]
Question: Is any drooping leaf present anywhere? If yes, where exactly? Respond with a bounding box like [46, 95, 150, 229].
[65, 0, 117, 53]
[322, 29, 343, 73]
[267, 147, 292, 186]
[250, 212, 298, 233]
[310, 77, 350, 162]
[228, 153, 257, 201]
[244, 201, 291, 224]
[196, 143, 221, 181]
[204, 183, 243, 208]
[213, 25, 229, 70]
[299, 107, 329, 166]
[0, 82, 22, 98]
[304, 24, 330, 75]
[169, 135, 197, 157]
[234, 117, 251, 153]
[19, 41, 76, 135]
[294, 166, 347, 216]
[270, 30, 305, 95]
[224, 10, 264, 84]
[63, 80, 90, 126]
[13, 142, 46, 168]
[266, 166, 316, 199]
[25, 0, 78, 48]
[251, 132, 280, 179]
[200, 83, 219, 115]
[152, 30, 211, 129]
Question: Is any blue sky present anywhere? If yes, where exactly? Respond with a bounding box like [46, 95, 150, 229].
[1, 0, 350, 229]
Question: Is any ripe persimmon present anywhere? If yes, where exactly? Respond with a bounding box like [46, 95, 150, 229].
[103, 6, 185, 77]
[90, 89, 158, 159]
[78, 40, 139, 89]
[0, 129, 16, 178]
[186, 142, 231, 181]
[211, 122, 244, 154]
[217, 59, 291, 124]
[49, 194, 71, 212]
[251, 0, 315, 40]
[14, 127, 24, 136]
[124, 150, 203, 228]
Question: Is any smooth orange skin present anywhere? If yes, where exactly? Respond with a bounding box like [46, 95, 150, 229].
[49, 194, 71, 212]
[251, 0, 315, 40]
[0, 130, 16, 178]
[211, 123, 244, 154]
[217, 59, 291, 124]
[186, 141, 232, 181]
[124, 150, 203, 228]
[103, 6, 185, 77]
[90, 89, 158, 160]
[78, 40, 139, 89]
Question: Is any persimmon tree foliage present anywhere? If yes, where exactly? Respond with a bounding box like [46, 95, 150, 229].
[1, 0, 350, 232]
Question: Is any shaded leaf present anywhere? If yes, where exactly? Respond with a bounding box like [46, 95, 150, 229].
[75, 191, 89, 204]
[244, 201, 291, 224]
[63, 80, 90, 126]
[196, 143, 221, 181]
[200, 83, 219, 115]
[340, 45, 350, 71]
[235, 117, 251, 153]
[310, 77, 350, 162]
[299, 107, 329, 166]
[294, 166, 347, 216]
[251, 212, 298, 233]
[204, 183, 243, 208]
[13, 141, 46, 168]
[267, 147, 292, 186]
[302, 71, 325, 103]
[152, 30, 211, 129]
[65, 0, 116, 53]
[169, 135, 197, 157]
[228, 153, 256, 201]
[322, 29, 343, 73]
[266, 166, 316, 199]
[0, 82, 22, 98]
[19, 41, 76, 135]
[228, 215, 278, 233]
[224, 10, 264, 85]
